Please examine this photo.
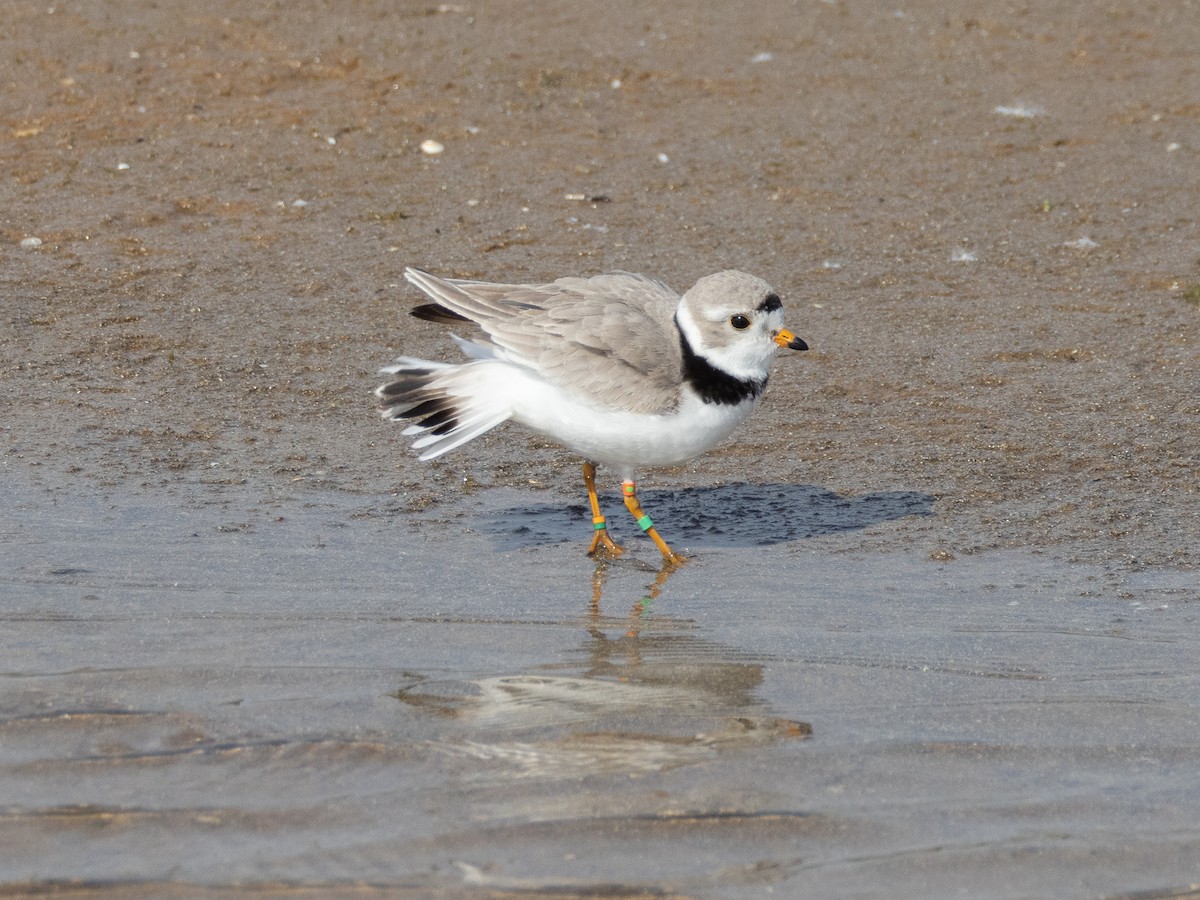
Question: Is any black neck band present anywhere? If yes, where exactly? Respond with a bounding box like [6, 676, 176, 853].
[676, 317, 766, 406]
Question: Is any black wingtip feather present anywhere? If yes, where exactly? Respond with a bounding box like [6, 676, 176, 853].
[411, 304, 471, 324]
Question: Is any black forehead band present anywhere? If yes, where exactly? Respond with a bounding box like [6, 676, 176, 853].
[757, 292, 782, 313]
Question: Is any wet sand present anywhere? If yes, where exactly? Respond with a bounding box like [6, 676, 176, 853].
[4, 481, 1199, 897]
[3, 0, 1199, 896]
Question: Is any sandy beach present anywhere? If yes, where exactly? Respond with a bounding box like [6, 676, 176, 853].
[3, 1, 1198, 896]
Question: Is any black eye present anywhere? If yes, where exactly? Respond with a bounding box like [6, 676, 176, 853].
[730, 314, 751, 330]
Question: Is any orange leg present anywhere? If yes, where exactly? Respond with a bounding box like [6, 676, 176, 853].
[583, 462, 624, 558]
[622, 480, 685, 567]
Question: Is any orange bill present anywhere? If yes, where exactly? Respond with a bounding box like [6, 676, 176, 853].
[774, 329, 809, 351]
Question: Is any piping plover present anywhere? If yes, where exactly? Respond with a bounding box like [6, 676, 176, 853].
[376, 267, 808, 564]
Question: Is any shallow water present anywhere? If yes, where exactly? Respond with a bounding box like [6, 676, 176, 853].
[3, 478, 1198, 897]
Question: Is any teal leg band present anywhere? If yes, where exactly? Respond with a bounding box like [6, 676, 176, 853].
[636, 514, 653, 531]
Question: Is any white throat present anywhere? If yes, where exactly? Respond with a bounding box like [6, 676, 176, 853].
[675, 303, 774, 382]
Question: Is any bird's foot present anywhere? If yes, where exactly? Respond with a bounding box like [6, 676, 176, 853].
[586, 526, 624, 559]
[657, 548, 687, 570]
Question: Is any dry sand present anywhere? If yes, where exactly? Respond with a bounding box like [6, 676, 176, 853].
[5, 0, 1197, 567]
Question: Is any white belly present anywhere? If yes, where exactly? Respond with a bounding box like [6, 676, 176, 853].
[509, 375, 757, 475]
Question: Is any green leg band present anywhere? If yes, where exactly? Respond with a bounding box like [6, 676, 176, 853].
[636, 514, 653, 531]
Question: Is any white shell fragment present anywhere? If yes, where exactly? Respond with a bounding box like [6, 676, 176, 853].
[20, 236, 43, 248]
[994, 104, 1043, 119]
[420, 139, 445, 155]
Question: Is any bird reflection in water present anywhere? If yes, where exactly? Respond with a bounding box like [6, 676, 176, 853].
[394, 557, 810, 780]
[588, 556, 678, 639]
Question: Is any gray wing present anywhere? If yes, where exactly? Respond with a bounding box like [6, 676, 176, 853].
[404, 268, 684, 414]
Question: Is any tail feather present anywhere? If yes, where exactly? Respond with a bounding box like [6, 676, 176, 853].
[406, 407, 509, 459]
[376, 358, 512, 460]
